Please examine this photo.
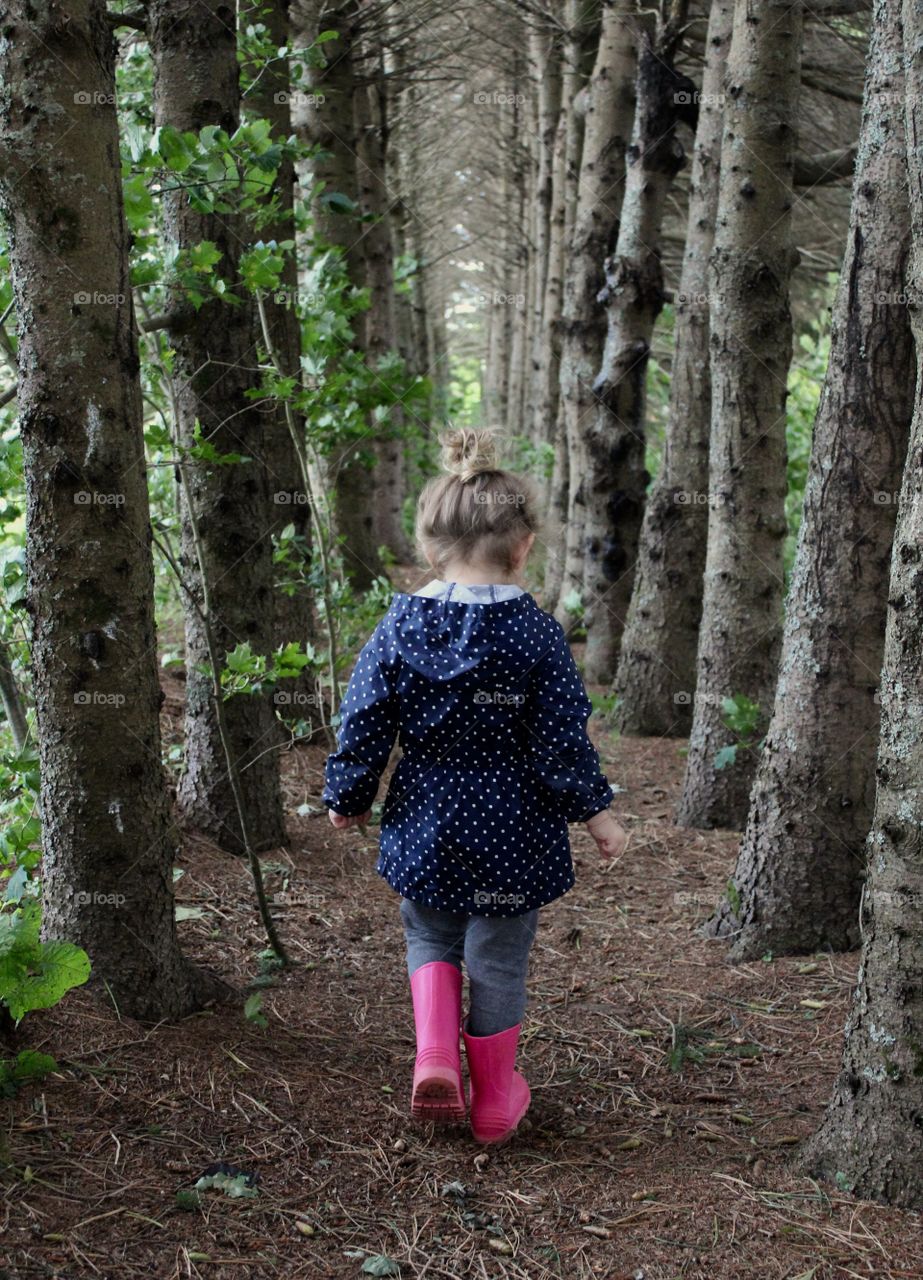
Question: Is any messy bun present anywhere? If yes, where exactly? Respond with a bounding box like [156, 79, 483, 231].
[441, 427, 500, 483]
[415, 426, 541, 575]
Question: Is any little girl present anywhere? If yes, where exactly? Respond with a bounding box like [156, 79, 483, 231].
[323, 427, 628, 1144]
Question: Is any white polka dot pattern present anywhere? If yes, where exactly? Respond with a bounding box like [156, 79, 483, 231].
[322, 587, 614, 917]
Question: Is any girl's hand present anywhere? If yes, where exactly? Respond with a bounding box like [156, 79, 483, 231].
[586, 808, 629, 860]
[328, 809, 371, 829]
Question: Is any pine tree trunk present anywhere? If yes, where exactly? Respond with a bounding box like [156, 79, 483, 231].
[802, 2, 923, 1207]
[553, 0, 638, 629]
[150, 0, 285, 853]
[353, 65, 413, 563]
[290, 0, 383, 587]
[708, 0, 914, 957]
[243, 0, 319, 720]
[525, 25, 560, 452]
[614, 0, 732, 733]
[675, 0, 803, 830]
[581, 11, 689, 683]
[0, 0, 226, 1018]
[542, 0, 594, 610]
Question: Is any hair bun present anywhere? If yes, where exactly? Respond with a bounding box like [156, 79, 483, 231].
[441, 427, 500, 483]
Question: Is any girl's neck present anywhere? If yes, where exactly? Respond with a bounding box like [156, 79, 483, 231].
[438, 562, 521, 586]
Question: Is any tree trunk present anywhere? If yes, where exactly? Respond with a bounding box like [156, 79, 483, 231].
[581, 8, 689, 682]
[0, 635, 28, 752]
[0, 0, 226, 1018]
[150, 0, 285, 853]
[353, 58, 414, 563]
[675, 0, 803, 830]
[525, 25, 560, 453]
[553, 0, 639, 628]
[708, 0, 914, 957]
[614, 0, 732, 733]
[242, 0, 319, 721]
[802, 2, 923, 1208]
[290, 0, 383, 587]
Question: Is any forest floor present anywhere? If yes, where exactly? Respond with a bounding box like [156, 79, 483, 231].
[3, 640, 923, 1279]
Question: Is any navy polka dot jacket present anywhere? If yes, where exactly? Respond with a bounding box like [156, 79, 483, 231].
[322, 587, 614, 916]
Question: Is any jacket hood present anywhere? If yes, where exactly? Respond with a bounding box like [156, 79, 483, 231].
[386, 590, 538, 682]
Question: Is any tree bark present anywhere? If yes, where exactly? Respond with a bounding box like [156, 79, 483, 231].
[353, 54, 414, 563]
[0, 0, 226, 1018]
[150, 0, 285, 852]
[802, 2, 923, 1210]
[675, 0, 803, 830]
[290, 0, 383, 587]
[525, 24, 561, 452]
[242, 0, 319, 719]
[707, 0, 914, 956]
[581, 7, 689, 682]
[552, 0, 639, 628]
[614, 0, 732, 734]
[0, 634, 28, 752]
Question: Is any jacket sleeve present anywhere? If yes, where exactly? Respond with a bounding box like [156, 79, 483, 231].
[322, 618, 400, 817]
[523, 618, 614, 822]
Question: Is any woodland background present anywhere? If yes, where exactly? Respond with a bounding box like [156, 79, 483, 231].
[1, 0, 923, 1275]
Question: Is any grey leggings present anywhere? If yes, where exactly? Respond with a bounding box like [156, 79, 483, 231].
[400, 898, 539, 1037]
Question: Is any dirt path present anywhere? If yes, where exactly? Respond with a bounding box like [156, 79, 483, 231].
[2, 713, 922, 1279]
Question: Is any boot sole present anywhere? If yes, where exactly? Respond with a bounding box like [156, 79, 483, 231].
[411, 1070, 466, 1124]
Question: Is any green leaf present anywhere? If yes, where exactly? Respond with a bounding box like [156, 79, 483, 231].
[244, 991, 268, 1028]
[360, 1258, 400, 1277]
[713, 744, 737, 771]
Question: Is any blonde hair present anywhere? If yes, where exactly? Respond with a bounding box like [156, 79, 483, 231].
[415, 427, 541, 575]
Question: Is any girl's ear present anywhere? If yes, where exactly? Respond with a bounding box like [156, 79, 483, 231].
[513, 532, 535, 572]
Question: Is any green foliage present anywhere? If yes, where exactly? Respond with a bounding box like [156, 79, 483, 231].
[244, 990, 268, 1028]
[713, 694, 761, 771]
[0, 899, 91, 1024]
[786, 322, 831, 573]
[0, 1049, 57, 1098]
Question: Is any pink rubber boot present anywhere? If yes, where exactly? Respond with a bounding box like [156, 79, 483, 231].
[462, 1020, 531, 1144]
[409, 961, 466, 1124]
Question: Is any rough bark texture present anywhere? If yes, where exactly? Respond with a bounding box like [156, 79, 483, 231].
[290, 0, 383, 587]
[802, 2, 923, 1208]
[526, 25, 561, 449]
[150, 0, 285, 853]
[552, 0, 638, 627]
[614, 0, 732, 733]
[581, 17, 689, 683]
[242, 0, 318, 717]
[676, 0, 803, 830]
[0, 0, 226, 1018]
[353, 63, 414, 563]
[708, 0, 914, 956]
